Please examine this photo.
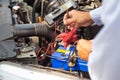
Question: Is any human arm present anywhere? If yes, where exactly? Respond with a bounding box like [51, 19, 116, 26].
[63, 7, 103, 29]
[63, 10, 94, 29]
[90, 7, 103, 26]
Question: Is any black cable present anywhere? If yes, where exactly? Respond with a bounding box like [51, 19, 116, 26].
[32, 0, 39, 23]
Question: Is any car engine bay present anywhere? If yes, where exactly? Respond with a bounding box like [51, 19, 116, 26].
[0, 0, 102, 79]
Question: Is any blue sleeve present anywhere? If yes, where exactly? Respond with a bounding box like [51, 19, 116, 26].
[90, 7, 103, 26]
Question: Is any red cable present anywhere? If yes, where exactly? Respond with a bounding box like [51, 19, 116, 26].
[37, 47, 46, 57]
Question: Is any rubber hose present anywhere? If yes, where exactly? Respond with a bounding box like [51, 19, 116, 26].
[13, 23, 55, 40]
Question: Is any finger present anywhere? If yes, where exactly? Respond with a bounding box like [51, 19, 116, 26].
[69, 27, 74, 30]
[76, 39, 84, 50]
[64, 18, 75, 26]
[67, 25, 74, 30]
[63, 13, 67, 21]
[63, 11, 75, 25]
[63, 14, 68, 25]
[78, 50, 88, 61]
[63, 11, 73, 20]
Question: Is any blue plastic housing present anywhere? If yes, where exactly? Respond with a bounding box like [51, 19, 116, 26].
[51, 45, 88, 72]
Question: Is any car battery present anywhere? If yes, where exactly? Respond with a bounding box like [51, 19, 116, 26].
[51, 45, 88, 72]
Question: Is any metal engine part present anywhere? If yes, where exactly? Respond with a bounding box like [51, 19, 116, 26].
[44, 0, 78, 27]
[0, 0, 16, 60]
[0, 61, 85, 80]
[0, 0, 102, 67]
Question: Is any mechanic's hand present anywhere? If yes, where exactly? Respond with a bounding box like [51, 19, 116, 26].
[76, 39, 92, 61]
[63, 10, 94, 29]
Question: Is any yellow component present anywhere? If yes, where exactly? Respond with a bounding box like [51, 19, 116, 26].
[56, 49, 67, 53]
[61, 4, 67, 10]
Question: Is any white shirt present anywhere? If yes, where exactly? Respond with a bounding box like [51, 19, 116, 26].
[89, 0, 120, 80]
